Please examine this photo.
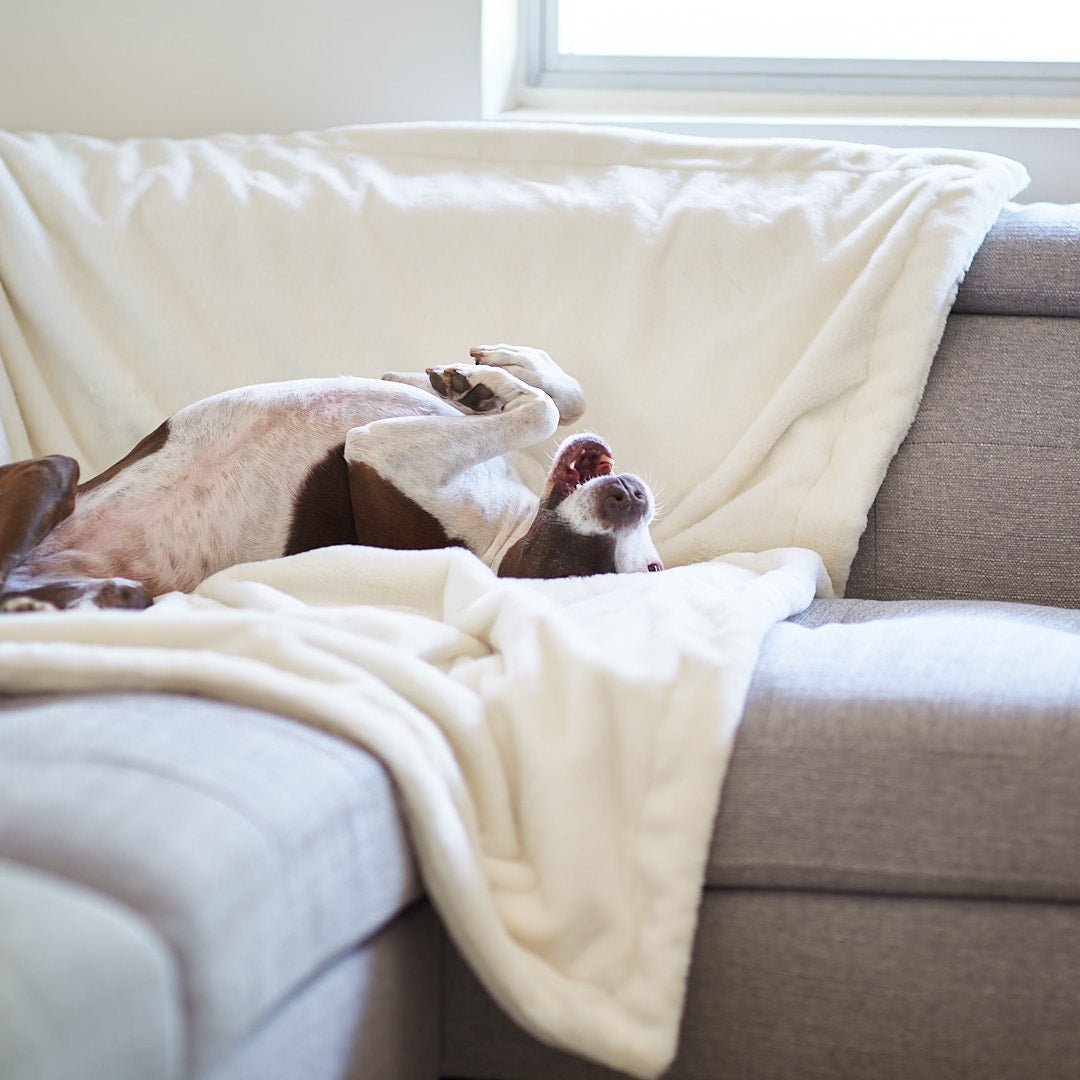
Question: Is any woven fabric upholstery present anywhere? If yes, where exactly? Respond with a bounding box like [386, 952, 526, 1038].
[0, 691, 420, 1072]
[0, 859, 182, 1080]
[441, 595, 1080, 1080]
[709, 598, 1080, 898]
[203, 904, 440, 1080]
[442, 892, 1080, 1080]
[954, 202, 1080, 318]
[847, 313, 1080, 606]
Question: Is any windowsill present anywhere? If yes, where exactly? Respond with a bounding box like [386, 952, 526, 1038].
[502, 104, 1080, 129]
[497, 86, 1080, 126]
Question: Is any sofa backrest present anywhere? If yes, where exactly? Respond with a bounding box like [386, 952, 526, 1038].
[847, 203, 1080, 608]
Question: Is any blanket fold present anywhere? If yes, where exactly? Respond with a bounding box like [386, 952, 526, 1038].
[0, 123, 1027, 1076]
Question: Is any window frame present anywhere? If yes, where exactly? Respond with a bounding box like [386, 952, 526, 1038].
[527, 0, 1080, 98]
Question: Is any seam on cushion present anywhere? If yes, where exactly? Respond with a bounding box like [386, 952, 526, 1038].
[0, 754, 416, 920]
[0, 755, 418, 1070]
[1, 690, 395, 796]
[703, 878, 1080, 905]
[0, 754, 296, 853]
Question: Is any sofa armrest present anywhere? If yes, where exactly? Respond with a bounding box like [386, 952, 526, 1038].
[954, 202, 1080, 318]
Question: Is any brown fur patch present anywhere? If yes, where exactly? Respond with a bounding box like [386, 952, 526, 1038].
[347, 460, 463, 552]
[285, 443, 358, 556]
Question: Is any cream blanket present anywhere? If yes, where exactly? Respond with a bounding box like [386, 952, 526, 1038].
[0, 124, 1025, 1076]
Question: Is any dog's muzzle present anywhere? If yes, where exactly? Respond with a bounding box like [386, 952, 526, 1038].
[598, 475, 651, 528]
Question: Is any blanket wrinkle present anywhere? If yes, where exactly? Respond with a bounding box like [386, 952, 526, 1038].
[0, 123, 1028, 1078]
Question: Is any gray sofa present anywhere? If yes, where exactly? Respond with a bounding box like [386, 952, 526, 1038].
[2, 201, 1078, 1080]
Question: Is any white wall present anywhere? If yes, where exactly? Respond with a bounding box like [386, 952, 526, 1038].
[0, 0, 483, 137]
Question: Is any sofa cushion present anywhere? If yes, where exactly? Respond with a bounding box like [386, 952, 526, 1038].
[0, 691, 420, 1071]
[847, 312, 1080, 608]
[710, 598, 1080, 900]
[0, 858, 182, 1080]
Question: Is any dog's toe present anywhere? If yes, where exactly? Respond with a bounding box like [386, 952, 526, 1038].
[427, 365, 502, 413]
[426, 366, 451, 397]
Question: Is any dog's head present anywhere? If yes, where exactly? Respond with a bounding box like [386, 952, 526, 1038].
[497, 435, 663, 579]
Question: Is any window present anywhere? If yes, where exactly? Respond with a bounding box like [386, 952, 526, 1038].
[529, 0, 1080, 96]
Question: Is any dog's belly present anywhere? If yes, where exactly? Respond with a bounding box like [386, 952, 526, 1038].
[27, 377, 454, 594]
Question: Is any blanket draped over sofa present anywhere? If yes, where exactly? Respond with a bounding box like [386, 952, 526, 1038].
[0, 124, 1025, 1078]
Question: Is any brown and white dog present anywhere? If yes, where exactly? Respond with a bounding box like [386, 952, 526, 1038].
[0, 345, 662, 613]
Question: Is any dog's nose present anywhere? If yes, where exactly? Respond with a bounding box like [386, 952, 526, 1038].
[601, 477, 648, 525]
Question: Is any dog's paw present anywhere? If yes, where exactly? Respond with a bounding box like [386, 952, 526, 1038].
[0, 594, 58, 614]
[92, 579, 153, 611]
[427, 364, 512, 413]
[468, 345, 585, 425]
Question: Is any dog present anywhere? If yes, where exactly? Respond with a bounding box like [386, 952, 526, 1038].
[0, 345, 663, 613]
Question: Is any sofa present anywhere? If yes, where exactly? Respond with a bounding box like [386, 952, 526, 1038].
[1, 179, 1078, 1080]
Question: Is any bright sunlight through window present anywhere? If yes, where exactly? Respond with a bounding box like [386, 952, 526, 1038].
[557, 0, 1080, 63]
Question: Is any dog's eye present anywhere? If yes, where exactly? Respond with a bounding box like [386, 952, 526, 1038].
[647, 561, 663, 572]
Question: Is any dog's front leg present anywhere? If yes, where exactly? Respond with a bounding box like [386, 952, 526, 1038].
[468, 345, 585, 425]
[344, 364, 559, 560]
[353, 363, 560, 481]
[383, 343, 586, 426]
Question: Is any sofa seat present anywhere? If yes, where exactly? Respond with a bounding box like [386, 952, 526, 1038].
[0, 691, 421, 1075]
[4, 605, 1079, 1080]
[442, 596, 1080, 1079]
[711, 597, 1080, 899]
[0, 857, 183, 1080]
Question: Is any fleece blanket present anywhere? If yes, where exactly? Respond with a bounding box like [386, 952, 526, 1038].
[0, 124, 1026, 1076]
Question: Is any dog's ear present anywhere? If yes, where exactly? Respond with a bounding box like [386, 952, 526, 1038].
[0, 455, 80, 589]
